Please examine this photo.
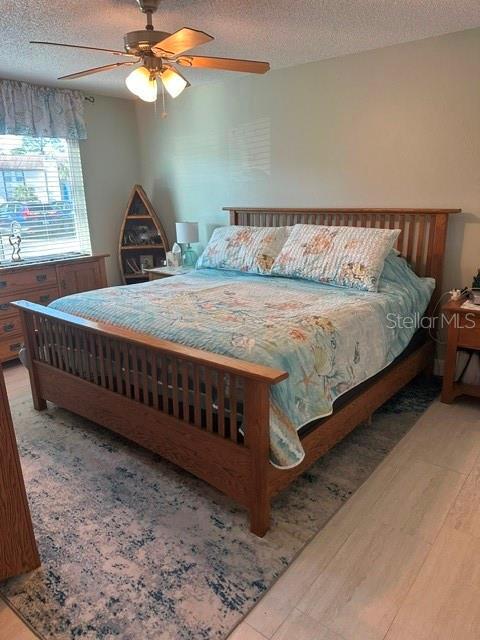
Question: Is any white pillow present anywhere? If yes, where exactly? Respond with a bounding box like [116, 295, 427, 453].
[271, 224, 400, 291]
[196, 226, 289, 275]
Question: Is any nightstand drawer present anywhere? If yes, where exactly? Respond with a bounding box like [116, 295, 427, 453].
[0, 266, 57, 294]
[458, 315, 480, 349]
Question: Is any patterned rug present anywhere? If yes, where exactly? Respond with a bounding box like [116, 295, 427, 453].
[0, 377, 440, 640]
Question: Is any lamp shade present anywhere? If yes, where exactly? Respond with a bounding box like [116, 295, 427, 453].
[176, 222, 199, 244]
[125, 67, 158, 102]
[161, 68, 188, 99]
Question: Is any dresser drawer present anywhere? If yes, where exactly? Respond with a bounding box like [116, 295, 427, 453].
[0, 312, 22, 338]
[0, 286, 59, 318]
[0, 334, 23, 361]
[0, 266, 57, 294]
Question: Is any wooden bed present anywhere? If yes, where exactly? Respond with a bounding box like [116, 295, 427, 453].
[13, 207, 459, 536]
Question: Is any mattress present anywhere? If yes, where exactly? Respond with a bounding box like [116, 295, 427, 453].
[50, 254, 434, 468]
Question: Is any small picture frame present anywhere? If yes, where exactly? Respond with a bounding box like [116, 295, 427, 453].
[140, 255, 154, 271]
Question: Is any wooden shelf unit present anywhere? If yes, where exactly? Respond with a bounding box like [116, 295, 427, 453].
[119, 186, 170, 285]
[121, 244, 165, 251]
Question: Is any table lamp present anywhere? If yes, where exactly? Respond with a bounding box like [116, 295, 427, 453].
[175, 222, 199, 266]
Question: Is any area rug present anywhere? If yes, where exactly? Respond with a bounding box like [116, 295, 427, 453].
[0, 377, 440, 640]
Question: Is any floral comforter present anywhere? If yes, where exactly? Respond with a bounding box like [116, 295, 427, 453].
[50, 255, 434, 468]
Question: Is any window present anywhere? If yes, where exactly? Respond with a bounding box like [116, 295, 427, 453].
[0, 135, 91, 262]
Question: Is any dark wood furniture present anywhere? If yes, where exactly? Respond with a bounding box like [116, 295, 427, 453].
[0, 364, 40, 579]
[441, 297, 480, 403]
[119, 185, 170, 285]
[13, 208, 459, 536]
[0, 254, 108, 363]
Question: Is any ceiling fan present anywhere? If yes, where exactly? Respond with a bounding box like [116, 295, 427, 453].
[30, 0, 270, 103]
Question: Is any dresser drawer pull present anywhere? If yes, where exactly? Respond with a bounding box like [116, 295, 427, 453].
[3, 323, 15, 333]
[0, 281, 6, 289]
[39, 295, 51, 304]
[9, 342, 21, 352]
[0, 303, 9, 312]
[36, 274, 48, 283]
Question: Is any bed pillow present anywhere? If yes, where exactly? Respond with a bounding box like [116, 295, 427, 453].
[380, 249, 436, 290]
[196, 225, 289, 275]
[271, 224, 400, 291]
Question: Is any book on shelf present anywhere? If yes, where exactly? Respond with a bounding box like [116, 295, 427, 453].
[126, 258, 141, 274]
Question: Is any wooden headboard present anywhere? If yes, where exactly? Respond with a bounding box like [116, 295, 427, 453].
[224, 207, 460, 307]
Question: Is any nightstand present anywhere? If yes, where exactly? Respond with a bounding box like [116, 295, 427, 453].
[144, 266, 194, 281]
[441, 297, 480, 403]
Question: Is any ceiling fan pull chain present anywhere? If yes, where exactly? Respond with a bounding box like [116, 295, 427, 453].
[161, 82, 168, 119]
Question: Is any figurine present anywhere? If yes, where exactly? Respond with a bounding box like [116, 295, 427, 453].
[171, 242, 182, 267]
[9, 222, 22, 262]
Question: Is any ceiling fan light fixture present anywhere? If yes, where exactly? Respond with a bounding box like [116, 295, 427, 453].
[160, 67, 188, 98]
[125, 66, 157, 102]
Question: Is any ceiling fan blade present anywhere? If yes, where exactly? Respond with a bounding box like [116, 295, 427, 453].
[151, 28, 213, 57]
[30, 41, 137, 58]
[176, 55, 270, 74]
[58, 61, 137, 81]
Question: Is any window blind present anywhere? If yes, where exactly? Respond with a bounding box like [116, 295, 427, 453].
[0, 134, 92, 262]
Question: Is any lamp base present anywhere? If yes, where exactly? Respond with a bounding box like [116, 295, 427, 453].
[182, 245, 197, 267]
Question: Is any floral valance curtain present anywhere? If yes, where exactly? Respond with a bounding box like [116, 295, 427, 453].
[0, 79, 87, 140]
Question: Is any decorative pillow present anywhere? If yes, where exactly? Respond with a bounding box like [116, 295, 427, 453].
[271, 224, 400, 291]
[196, 225, 289, 275]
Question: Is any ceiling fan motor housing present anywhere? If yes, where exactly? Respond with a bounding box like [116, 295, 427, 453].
[124, 30, 170, 56]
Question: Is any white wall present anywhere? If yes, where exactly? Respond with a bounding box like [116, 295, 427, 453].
[80, 94, 142, 284]
[135, 27, 480, 294]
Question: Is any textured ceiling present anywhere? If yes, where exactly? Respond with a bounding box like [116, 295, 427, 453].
[1, 0, 480, 98]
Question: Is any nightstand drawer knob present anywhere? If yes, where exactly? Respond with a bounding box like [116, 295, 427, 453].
[0, 281, 6, 289]
[0, 303, 9, 312]
[36, 274, 47, 282]
[9, 342, 21, 352]
[39, 295, 50, 304]
[3, 323, 14, 333]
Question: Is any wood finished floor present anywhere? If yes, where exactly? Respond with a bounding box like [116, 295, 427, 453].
[230, 392, 480, 640]
[1, 362, 479, 640]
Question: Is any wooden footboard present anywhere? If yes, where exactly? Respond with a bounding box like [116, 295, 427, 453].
[13, 300, 288, 536]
